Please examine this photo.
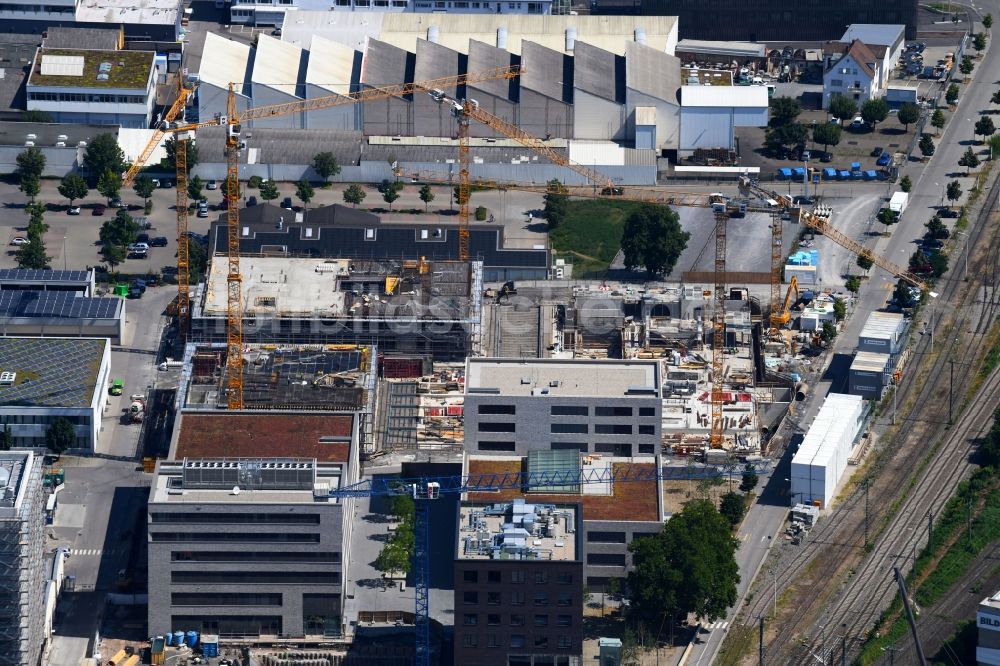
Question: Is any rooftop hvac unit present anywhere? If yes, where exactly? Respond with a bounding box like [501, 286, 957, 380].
[427, 25, 439, 43]
[26, 133, 36, 140]
[634, 27, 646, 44]
[0, 372, 15, 385]
[565, 27, 577, 51]
[497, 26, 508, 50]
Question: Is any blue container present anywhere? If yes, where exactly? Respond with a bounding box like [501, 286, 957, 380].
[838, 170, 850, 179]
[809, 250, 819, 266]
[850, 161, 862, 171]
[778, 167, 793, 179]
[174, 631, 186, 646]
[823, 168, 837, 179]
[165, 633, 173, 646]
[186, 631, 198, 648]
[203, 643, 219, 658]
[851, 170, 863, 180]
[793, 167, 806, 178]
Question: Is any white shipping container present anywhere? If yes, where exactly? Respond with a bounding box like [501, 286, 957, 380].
[790, 393, 864, 507]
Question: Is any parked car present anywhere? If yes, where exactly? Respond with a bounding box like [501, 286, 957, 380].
[67, 206, 81, 215]
[150, 178, 161, 188]
[109, 378, 124, 396]
[160, 179, 173, 188]
[280, 197, 293, 209]
[110, 198, 126, 209]
[939, 208, 960, 218]
[871, 146, 883, 157]
[876, 153, 892, 167]
[150, 236, 169, 247]
[197, 208, 209, 218]
[9, 236, 28, 245]
[207, 180, 218, 190]
[127, 242, 150, 252]
[850, 116, 865, 129]
[127, 249, 148, 259]
[921, 238, 944, 249]
[137, 233, 150, 244]
[92, 204, 106, 216]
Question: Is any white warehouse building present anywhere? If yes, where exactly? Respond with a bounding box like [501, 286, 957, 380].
[790, 393, 865, 508]
[679, 83, 768, 158]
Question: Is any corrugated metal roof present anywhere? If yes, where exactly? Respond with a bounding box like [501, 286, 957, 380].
[568, 141, 655, 167]
[676, 39, 766, 58]
[680, 85, 768, 108]
[361, 38, 413, 87]
[252, 34, 303, 97]
[305, 35, 358, 94]
[851, 351, 889, 373]
[199, 32, 251, 94]
[280, 12, 384, 52]
[44, 27, 119, 51]
[839, 24, 905, 48]
[378, 13, 677, 55]
[414, 38, 462, 83]
[859, 311, 904, 340]
[520, 41, 571, 103]
[572, 41, 621, 102]
[626, 41, 680, 103]
[196, 126, 362, 166]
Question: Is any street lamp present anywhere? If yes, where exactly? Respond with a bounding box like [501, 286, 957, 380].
[63, 235, 67, 271]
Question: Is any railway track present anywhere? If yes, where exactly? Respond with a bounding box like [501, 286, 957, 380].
[733, 180, 1000, 663]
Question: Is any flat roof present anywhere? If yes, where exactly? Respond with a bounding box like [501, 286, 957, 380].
[840, 24, 905, 48]
[791, 393, 864, 469]
[174, 413, 354, 461]
[75, 0, 181, 25]
[457, 501, 579, 561]
[676, 39, 767, 58]
[252, 34, 303, 98]
[466, 457, 660, 522]
[466, 358, 659, 398]
[204, 255, 473, 321]
[0, 121, 113, 149]
[28, 48, 153, 90]
[198, 32, 251, 95]
[0, 290, 121, 319]
[851, 351, 889, 373]
[860, 311, 904, 340]
[151, 458, 345, 504]
[0, 451, 34, 517]
[305, 35, 358, 94]
[0, 269, 90, 284]
[0, 337, 106, 408]
[682, 67, 733, 86]
[280, 12, 384, 52]
[981, 590, 1000, 612]
[681, 84, 768, 107]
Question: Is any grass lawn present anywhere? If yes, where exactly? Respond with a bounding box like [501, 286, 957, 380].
[549, 199, 641, 278]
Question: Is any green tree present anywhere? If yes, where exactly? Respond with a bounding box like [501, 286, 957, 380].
[99, 209, 138, 267]
[860, 98, 889, 129]
[83, 133, 126, 180]
[833, 298, 847, 322]
[295, 179, 315, 208]
[16, 146, 46, 179]
[739, 464, 758, 493]
[845, 275, 862, 294]
[926, 215, 950, 239]
[25, 202, 47, 235]
[897, 102, 920, 131]
[19, 173, 39, 201]
[919, 133, 935, 157]
[828, 95, 857, 126]
[946, 180, 962, 206]
[878, 207, 899, 231]
[187, 234, 208, 282]
[959, 147, 981, 173]
[312, 152, 341, 182]
[812, 122, 842, 155]
[543, 179, 569, 228]
[418, 183, 435, 211]
[97, 169, 121, 203]
[15, 237, 50, 269]
[377, 179, 403, 210]
[45, 417, 76, 453]
[133, 174, 155, 206]
[974, 31, 988, 52]
[343, 183, 366, 208]
[0, 425, 11, 451]
[931, 109, 946, 134]
[187, 175, 205, 203]
[985, 13, 994, 29]
[976, 116, 997, 141]
[820, 321, 838, 342]
[899, 175, 912, 193]
[374, 541, 411, 578]
[21, 109, 52, 123]
[258, 179, 278, 203]
[769, 96, 801, 127]
[719, 492, 745, 527]
[960, 55, 975, 76]
[946, 83, 960, 105]
[989, 134, 1000, 160]
[930, 251, 949, 278]
[388, 494, 415, 523]
[766, 123, 809, 153]
[856, 254, 874, 272]
[621, 203, 690, 276]
[99, 243, 125, 271]
[58, 173, 88, 206]
[626, 499, 739, 630]
[164, 137, 198, 174]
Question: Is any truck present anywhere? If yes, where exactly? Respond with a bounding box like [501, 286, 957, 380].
[129, 395, 145, 423]
[109, 378, 123, 396]
[888, 191, 909, 214]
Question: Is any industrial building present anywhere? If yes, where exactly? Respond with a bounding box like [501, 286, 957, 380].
[209, 204, 550, 282]
[147, 457, 356, 638]
[0, 269, 95, 295]
[189, 255, 481, 360]
[678, 76, 768, 158]
[229, 0, 558, 26]
[453, 499, 584, 666]
[0, 451, 46, 666]
[0, 337, 111, 450]
[26, 48, 157, 128]
[789, 393, 865, 507]
[0, 0, 180, 41]
[977, 590, 1000, 665]
[847, 351, 891, 400]
[857, 311, 906, 357]
[0, 288, 124, 342]
[463, 358, 661, 457]
[0, 123, 121, 177]
[464, 453, 664, 586]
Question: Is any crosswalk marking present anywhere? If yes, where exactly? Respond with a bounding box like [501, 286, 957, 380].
[705, 621, 730, 630]
[69, 548, 123, 556]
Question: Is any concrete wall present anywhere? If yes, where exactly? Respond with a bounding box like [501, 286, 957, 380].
[361, 94, 413, 137]
[626, 89, 679, 150]
[572, 90, 626, 141]
[198, 83, 250, 130]
[466, 90, 517, 139]
[517, 89, 573, 140]
[463, 395, 662, 457]
[304, 85, 361, 131]
[582, 519, 661, 586]
[848, 367, 885, 399]
[249, 85, 305, 129]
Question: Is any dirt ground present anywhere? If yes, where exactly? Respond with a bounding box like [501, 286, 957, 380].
[582, 605, 689, 665]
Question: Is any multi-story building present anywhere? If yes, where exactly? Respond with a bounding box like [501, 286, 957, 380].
[454, 499, 584, 666]
[0, 337, 111, 450]
[147, 457, 356, 638]
[464, 358, 661, 457]
[26, 48, 156, 128]
[0, 451, 46, 666]
[978, 590, 1000, 665]
[228, 0, 555, 25]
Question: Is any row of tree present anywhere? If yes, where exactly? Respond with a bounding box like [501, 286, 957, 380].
[373, 495, 416, 579]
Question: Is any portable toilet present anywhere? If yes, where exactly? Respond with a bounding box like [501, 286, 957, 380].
[201, 635, 219, 658]
[599, 637, 623, 666]
[113, 283, 129, 297]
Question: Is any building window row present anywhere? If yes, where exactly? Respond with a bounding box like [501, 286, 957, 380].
[478, 441, 516, 452]
[151, 532, 320, 543]
[29, 92, 147, 103]
[171, 571, 341, 584]
[171, 592, 282, 606]
[478, 422, 515, 433]
[462, 570, 573, 585]
[463, 613, 572, 629]
[171, 550, 340, 563]
[1, 414, 89, 425]
[550, 423, 658, 435]
[478, 404, 516, 415]
[463, 635, 574, 650]
[151, 512, 321, 525]
[0, 3, 74, 13]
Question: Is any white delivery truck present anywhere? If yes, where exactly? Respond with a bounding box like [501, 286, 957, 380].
[888, 191, 909, 214]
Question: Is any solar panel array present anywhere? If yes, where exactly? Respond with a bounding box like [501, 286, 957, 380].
[0, 269, 91, 283]
[40, 54, 84, 77]
[0, 291, 120, 319]
[0, 337, 106, 408]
